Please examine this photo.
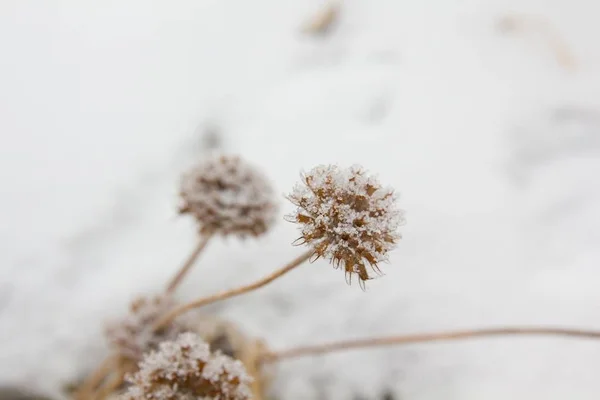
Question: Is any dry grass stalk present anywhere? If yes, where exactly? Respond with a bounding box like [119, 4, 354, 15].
[302, 2, 341, 36]
[92, 367, 126, 400]
[165, 233, 213, 294]
[261, 326, 600, 363]
[74, 355, 119, 400]
[153, 249, 314, 330]
[497, 14, 577, 71]
[238, 338, 271, 399]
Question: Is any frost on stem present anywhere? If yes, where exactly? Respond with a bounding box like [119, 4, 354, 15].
[105, 295, 195, 362]
[286, 164, 404, 288]
[121, 332, 253, 400]
[179, 154, 278, 238]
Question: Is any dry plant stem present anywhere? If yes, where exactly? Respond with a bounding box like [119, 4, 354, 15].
[526, 17, 576, 70]
[302, 1, 341, 35]
[538, 20, 577, 71]
[166, 233, 213, 294]
[262, 327, 600, 363]
[500, 15, 576, 71]
[74, 354, 119, 400]
[93, 367, 125, 400]
[154, 249, 314, 330]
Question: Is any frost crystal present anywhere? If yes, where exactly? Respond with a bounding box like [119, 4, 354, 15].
[121, 332, 253, 400]
[105, 295, 194, 362]
[286, 164, 404, 288]
[179, 154, 278, 238]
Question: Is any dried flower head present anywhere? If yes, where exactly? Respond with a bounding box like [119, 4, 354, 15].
[286, 164, 404, 288]
[105, 295, 194, 362]
[121, 332, 253, 400]
[179, 154, 278, 238]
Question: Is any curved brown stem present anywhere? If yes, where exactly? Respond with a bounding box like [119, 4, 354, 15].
[74, 354, 119, 400]
[498, 14, 576, 71]
[154, 249, 314, 330]
[302, 1, 341, 36]
[261, 326, 600, 364]
[166, 234, 213, 294]
[93, 366, 126, 400]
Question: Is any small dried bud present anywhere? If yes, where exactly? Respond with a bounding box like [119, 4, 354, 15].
[179, 154, 278, 238]
[286, 164, 404, 288]
[121, 332, 253, 400]
[105, 295, 193, 362]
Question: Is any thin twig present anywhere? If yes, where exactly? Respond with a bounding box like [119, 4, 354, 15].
[93, 366, 126, 400]
[498, 14, 576, 71]
[261, 326, 600, 363]
[74, 354, 119, 400]
[302, 1, 341, 36]
[166, 234, 213, 294]
[154, 249, 314, 330]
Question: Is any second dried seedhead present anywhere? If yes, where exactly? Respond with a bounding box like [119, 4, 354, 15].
[180, 155, 278, 238]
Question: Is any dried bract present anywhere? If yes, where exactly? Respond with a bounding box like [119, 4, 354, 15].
[105, 295, 193, 362]
[286, 164, 404, 288]
[121, 332, 253, 400]
[180, 155, 278, 238]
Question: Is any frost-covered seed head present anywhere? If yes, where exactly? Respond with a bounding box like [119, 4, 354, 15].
[179, 154, 278, 238]
[105, 295, 194, 362]
[120, 332, 253, 400]
[286, 164, 404, 288]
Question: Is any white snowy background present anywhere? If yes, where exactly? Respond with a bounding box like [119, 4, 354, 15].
[1, 0, 600, 399]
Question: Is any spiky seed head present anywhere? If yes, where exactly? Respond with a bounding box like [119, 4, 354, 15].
[120, 332, 253, 400]
[105, 295, 194, 362]
[179, 154, 278, 238]
[286, 164, 404, 289]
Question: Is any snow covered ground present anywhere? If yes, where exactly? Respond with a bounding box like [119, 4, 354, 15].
[1, 0, 600, 399]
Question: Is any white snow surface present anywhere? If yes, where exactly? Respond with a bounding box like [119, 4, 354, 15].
[1, 0, 600, 399]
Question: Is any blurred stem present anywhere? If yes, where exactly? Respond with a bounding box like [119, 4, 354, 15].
[74, 354, 119, 400]
[498, 14, 576, 71]
[154, 249, 314, 330]
[302, 1, 341, 36]
[166, 234, 213, 294]
[92, 365, 125, 400]
[261, 326, 600, 363]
